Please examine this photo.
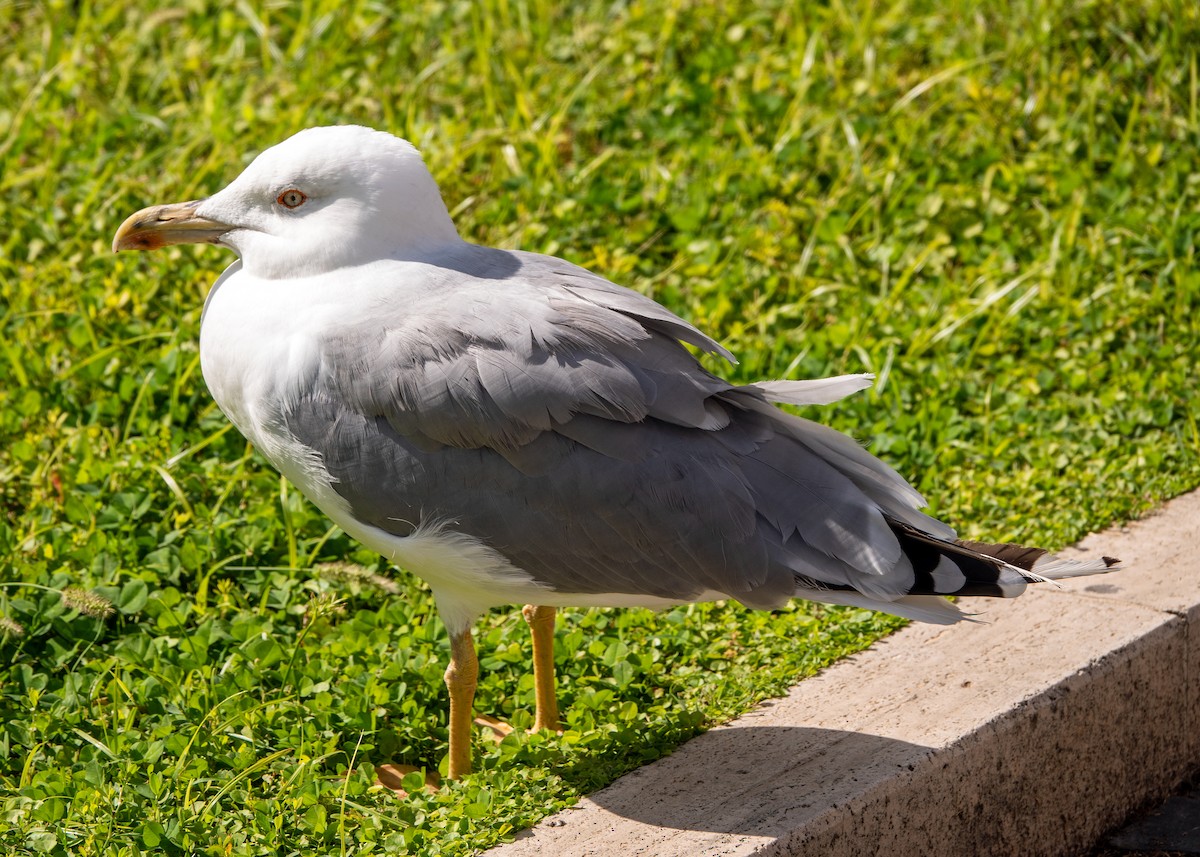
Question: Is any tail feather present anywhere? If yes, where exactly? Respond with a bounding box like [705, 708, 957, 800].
[891, 523, 1032, 598]
[794, 519, 1122, 625]
[896, 522, 1121, 598]
[957, 539, 1121, 580]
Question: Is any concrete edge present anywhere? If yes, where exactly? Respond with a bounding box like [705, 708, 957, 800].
[486, 489, 1200, 857]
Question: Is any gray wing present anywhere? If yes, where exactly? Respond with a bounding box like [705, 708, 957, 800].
[283, 244, 951, 608]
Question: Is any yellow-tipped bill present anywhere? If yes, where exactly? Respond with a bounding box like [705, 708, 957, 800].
[112, 200, 231, 252]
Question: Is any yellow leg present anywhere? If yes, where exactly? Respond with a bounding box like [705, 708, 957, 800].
[522, 604, 560, 732]
[444, 629, 478, 779]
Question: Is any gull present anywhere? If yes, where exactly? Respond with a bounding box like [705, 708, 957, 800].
[113, 126, 1118, 778]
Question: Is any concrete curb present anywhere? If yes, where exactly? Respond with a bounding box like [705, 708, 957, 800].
[486, 490, 1200, 857]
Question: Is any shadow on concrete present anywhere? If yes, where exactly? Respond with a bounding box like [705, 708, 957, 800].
[581, 724, 931, 836]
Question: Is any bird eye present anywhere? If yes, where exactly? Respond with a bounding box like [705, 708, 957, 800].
[277, 189, 307, 209]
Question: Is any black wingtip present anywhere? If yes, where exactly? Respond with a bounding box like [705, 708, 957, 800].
[1103, 556, 1121, 568]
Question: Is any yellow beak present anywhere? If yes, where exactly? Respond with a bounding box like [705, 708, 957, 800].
[112, 200, 232, 252]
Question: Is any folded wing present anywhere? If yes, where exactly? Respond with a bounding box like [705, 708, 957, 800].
[282, 246, 955, 611]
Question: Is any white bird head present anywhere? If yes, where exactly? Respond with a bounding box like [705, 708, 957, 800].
[113, 126, 461, 277]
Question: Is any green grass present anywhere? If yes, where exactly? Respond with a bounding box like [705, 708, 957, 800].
[2, 0, 1199, 853]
